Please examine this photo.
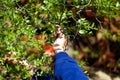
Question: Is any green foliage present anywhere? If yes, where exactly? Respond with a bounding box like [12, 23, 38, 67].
[77, 18, 97, 35]
[0, 0, 120, 79]
[91, 0, 120, 18]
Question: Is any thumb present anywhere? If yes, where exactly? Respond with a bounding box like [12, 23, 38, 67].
[54, 25, 63, 40]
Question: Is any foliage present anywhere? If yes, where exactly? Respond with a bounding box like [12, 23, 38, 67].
[0, 0, 120, 79]
[92, 0, 120, 18]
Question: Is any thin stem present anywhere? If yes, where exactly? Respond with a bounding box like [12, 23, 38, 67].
[83, 0, 92, 8]
[59, 1, 67, 24]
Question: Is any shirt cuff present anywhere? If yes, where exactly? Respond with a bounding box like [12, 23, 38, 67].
[54, 51, 69, 60]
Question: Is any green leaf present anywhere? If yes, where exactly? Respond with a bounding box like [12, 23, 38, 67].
[79, 30, 87, 34]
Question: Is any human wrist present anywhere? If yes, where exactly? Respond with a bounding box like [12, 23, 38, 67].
[55, 49, 64, 54]
[53, 45, 65, 54]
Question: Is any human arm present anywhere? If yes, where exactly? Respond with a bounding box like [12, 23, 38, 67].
[54, 51, 88, 80]
[53, 25, 88, 80]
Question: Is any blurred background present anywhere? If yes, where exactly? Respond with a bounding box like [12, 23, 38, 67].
[0, 0, 120, 80]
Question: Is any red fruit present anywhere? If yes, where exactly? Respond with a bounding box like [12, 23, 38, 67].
[43, 45, 54, 56]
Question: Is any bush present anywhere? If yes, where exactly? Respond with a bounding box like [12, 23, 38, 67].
[0, 0, 120, 79]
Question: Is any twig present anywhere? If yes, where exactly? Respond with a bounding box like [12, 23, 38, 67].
[77, 0, 92, 13]
[59, 1, 67, 25]
[94, 15, 103, 29]
[83, 0, 92, 8]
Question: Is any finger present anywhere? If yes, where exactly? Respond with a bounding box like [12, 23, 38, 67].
[53, 46, 63, 51]
[56, 25, 63, 34]
[56, 25, 61, 29]
[54, 32, 58, 40]
[53, 44, 60, 47]
[54, 31, 64, 40]
[54, 25, 65, 42]
[58, 32, 63, 38]
[54, 25, 62, 40]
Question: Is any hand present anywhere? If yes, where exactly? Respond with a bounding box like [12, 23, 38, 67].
[53, 25, 67, 53]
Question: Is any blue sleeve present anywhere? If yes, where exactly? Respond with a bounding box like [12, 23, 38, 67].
[54, 52, 89, 80]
